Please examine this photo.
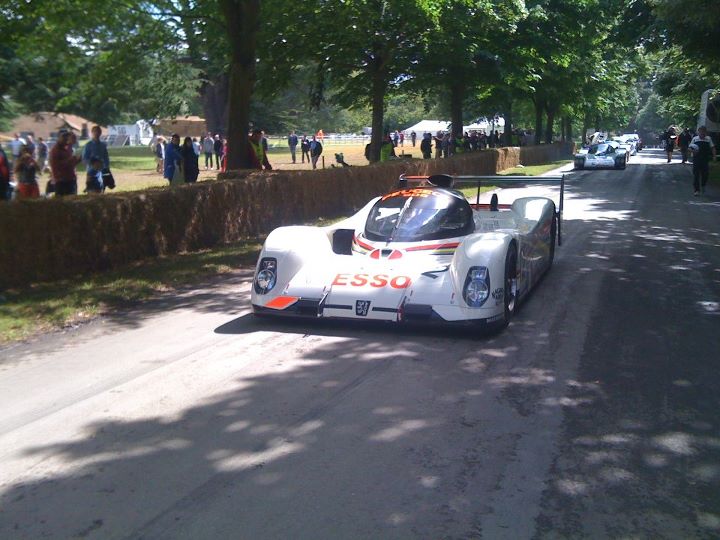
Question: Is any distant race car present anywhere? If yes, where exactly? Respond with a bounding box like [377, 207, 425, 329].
[251, 174, 564, 331]
[612, 136, 637, 156]
[574, 141, 627, 170]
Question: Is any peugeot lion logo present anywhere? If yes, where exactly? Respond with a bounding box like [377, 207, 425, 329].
[355, 300, 371, 317]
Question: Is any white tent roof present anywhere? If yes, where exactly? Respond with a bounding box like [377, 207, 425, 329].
[403, 120, 450, 135]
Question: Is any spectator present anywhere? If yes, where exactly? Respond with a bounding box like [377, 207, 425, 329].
[310, 135, 323, 169]
[316, 129, 324, 142]
[288, 130, 299, 164]
[13, 146, 41, 199]
[662, 127, 676, 163]
[420, 132, 432, 159]
[164, 133, 183, 184]
[690, 126, 717, 196]
[0, 143, 10, 201]
[202, 133, 214, 170]
[221, 138, 228, 172]
[25, 135, 36, 159]
[410, 131, 417, 147]
[82, 126, 110, 172]
[380, 133, 396, 162]
[678, 127, 692, 164]
[392, 130, 400, 147]
[213, 134, 223, 170]
[300, 135, 310, 163]
[442, 132, 451, 158]
[493, 130, 501, 147]
[154, 137, 165, 173]
[85, 156, 105, 194]
[399, 131, 405, 147]
[182, 136, 200, 183]
[433, 131, 443, 159]
[9, 133, 25, 165]
[192, 137, 201, 157]
[49, 131, 81, 196]
[37, 137, 49, 174]
[248, 129, 272, 170]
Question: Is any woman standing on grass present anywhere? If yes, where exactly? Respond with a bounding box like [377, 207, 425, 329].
[14, 146, 41, 199]
[181, 137, 199, 183]
[163, 133, 183, 185]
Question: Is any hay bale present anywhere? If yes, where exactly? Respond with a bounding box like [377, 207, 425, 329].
[0, 144, 572, 287]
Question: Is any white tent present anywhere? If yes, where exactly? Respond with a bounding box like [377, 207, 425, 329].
[403, 120, 450, 135]
[464, 117, 505, 133]
[106, 120, 154, 146]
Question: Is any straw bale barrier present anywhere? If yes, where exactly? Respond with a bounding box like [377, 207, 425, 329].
[0, 143, 572, 287]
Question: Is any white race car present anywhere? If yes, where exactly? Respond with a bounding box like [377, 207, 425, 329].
[251, 174, 564, 331]
[574, 141, 627, 170]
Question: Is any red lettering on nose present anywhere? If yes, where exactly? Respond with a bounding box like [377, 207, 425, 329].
[370, 274, 389, 288]
[390, 276, 411, 289]
[332, 273, 349, 286]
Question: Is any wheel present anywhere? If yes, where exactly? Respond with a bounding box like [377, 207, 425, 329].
[500, 245, 518, 328]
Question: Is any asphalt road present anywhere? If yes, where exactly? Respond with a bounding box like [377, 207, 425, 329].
[1, 149, 719, 539]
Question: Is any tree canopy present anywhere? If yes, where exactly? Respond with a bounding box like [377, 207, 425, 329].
[1, 0, 716, 163]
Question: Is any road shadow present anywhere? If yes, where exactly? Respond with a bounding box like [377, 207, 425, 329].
[1, 152, 719, 538]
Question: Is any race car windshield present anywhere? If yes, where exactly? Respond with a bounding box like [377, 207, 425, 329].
[588, 143, 611, 155]
[364, 189, 474, 242]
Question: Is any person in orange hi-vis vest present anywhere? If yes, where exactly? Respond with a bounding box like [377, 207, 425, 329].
[316, 129, 324, 142]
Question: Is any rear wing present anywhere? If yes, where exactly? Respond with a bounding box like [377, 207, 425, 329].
[398, 174, 565, 246]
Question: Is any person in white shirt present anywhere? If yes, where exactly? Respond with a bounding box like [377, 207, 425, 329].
[8, 133, 25, 164]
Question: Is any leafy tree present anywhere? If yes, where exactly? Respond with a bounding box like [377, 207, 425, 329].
[263, 0, 434, 161]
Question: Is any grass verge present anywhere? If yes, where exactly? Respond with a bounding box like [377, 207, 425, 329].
[458, 160, 571, 198]
[0, 240, 261, 344]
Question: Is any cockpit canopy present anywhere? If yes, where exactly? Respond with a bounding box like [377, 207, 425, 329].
[364, 188, 474, 242]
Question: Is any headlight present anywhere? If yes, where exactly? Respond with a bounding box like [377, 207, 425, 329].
[254, 257, 277, 294]
[463, 266, 490, 307]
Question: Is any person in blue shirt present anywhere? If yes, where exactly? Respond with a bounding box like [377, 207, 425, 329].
[85, 157, 105, 193]
[82, 126, 110, 171]
[164, 133, 182, 183]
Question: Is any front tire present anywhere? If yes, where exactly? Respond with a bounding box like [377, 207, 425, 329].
[500, 245, 518, 328]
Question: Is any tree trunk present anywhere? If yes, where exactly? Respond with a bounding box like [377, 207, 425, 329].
[220, 0, 260, 170]
[545, 106, 556, 144]
[581, 112, 589, 144]
[503, 99, 513, 146]
[200, 74, 229, 135]
[449, 83, 464, 139]
[566, 116, 573, 142]
[368, 72, 386, 163]
[533, 98, 544, 145]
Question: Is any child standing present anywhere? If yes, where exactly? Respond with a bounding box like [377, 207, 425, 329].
[14, 146, 40, 199]
[85, 157, 105, 193]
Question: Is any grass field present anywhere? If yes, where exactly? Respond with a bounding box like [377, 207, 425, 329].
[96, 142, 378, 192]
